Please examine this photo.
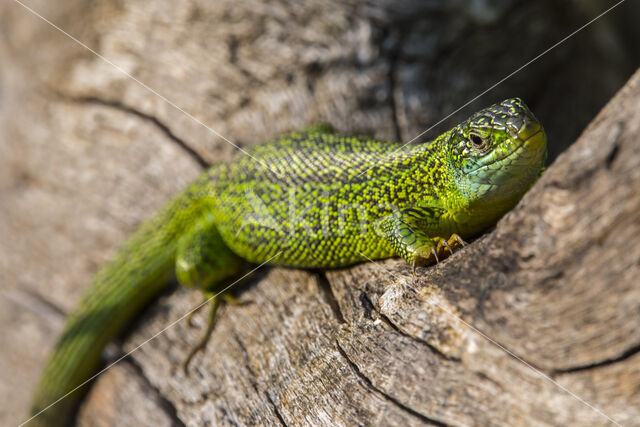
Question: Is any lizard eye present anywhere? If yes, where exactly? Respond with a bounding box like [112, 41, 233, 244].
[469, 133, 487, 151]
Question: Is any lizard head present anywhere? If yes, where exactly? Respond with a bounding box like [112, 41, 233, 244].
[447, 97, 547, 210]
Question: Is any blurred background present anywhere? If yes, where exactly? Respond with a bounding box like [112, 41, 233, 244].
[1, 0, 639, 425]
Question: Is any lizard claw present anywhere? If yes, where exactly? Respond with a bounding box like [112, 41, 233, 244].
[452, 233, 466, 246]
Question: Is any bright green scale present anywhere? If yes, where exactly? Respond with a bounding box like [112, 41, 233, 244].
[30, 98, 546, 426]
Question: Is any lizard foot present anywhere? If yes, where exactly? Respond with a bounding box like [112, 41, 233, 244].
[435, 233, 465, 258]
[411, 234, 466, 277]
[185, 300, 207, 327]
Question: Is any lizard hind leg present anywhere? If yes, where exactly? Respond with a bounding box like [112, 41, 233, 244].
[175, 221, 247, 372]
[182, 293, 220, 374]
[175, 221, 246, 292]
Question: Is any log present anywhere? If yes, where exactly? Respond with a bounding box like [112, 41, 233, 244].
[0, 1, 638, 425]
[85, 68, 640, 426]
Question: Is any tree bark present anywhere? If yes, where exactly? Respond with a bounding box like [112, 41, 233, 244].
[0, 1, 638, 426]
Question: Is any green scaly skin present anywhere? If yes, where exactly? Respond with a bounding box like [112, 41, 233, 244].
[29, 98, 546, 426]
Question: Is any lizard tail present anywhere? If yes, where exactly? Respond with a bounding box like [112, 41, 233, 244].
[28, 175, 213, 426]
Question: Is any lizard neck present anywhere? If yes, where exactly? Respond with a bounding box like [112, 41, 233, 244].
[399, 131, 517, 236]
[445, 155, 543, 236]
[399, 130, 457, 207]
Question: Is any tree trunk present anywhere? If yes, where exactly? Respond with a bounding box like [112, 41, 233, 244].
[0, 1, 638, 426]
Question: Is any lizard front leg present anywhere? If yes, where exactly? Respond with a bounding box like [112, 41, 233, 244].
[378, 208, 465, 274]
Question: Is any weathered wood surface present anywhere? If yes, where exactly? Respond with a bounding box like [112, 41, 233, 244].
[106, 70, 640, 426]
[1, 0, 639, 426]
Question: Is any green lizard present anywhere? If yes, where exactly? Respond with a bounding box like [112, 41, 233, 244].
[29, 98, 546, 426]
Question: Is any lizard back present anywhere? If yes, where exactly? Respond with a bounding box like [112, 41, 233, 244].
[208, 130, 453, 267]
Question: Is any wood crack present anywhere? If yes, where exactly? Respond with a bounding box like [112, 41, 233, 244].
[355, 290, 457, 362]
[16, 286, 68, 319]
[377, 311, 459, 362]
[335, 341, 450, 427]
[315, 271, 346, 324]
[265, 392, 288, 427]
[125, 357, 186, 427]
[232, 332, 287, 426]
[56, 94, 210, 169]
[605, 122, 624, 169]
[552, 342, 640, 376]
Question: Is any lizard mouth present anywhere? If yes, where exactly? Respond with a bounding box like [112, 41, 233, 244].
[520, 126, 546, 153]
[504, 127, 544, 160]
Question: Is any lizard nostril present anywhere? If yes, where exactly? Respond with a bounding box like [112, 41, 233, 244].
[505, 116, 523, 138]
